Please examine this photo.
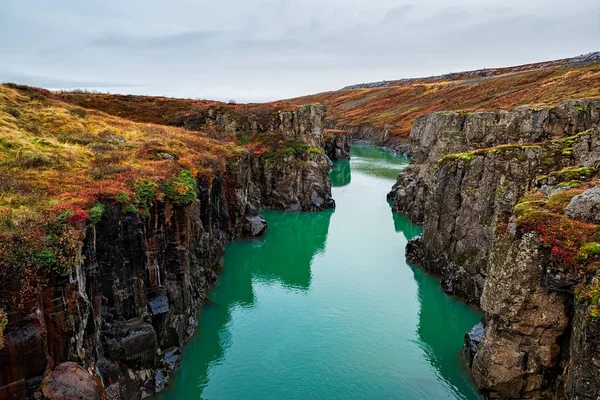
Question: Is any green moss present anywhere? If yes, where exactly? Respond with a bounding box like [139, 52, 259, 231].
[576, 242, 600, 262]
[87, 202, 105, 226]
[292, 141, 310, 153]
[514, 200, 547, 216]
[236, 131, 249, 144]
[547, 189, 585, 213]
[132, 178, 157, 212]
[34, 248, 57, 269]
[164, 169, 197, 206]
[123, 204, 138, 214]
[556, 180, 583, 189]
[116, 193, 130, 204]
[576, 278, 600, 318]
[282, 147, 296, 156]
[308, 147, 322, 155]
[438, 152, 476, 164]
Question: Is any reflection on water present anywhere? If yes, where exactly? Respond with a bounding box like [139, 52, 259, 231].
[393, 213, 482, 400]
[160, 145, 482, 400]
[330, 160, 351, 187]
[350, 145, 410, 180]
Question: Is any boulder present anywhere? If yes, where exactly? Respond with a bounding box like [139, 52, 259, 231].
[40, 362, 101, 400]
[565, 185, 600, 224]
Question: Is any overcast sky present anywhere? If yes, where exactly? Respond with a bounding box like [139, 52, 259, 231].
[0, 0, 598, 102]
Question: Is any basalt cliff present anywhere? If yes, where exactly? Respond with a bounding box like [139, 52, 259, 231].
[0, 84, 336, 399]
[389, 99, 600, 398]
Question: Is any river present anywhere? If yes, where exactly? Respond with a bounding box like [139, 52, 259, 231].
[159, 145, 482, 399]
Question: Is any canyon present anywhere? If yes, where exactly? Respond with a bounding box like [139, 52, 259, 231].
[1, 52, 600, 399]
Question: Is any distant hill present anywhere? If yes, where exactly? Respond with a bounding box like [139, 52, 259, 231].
[288, 51, 600, 145]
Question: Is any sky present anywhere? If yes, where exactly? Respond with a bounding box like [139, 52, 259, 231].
[0, 0, 599, 102]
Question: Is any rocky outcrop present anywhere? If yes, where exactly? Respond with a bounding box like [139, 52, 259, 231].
[472, 233, 570, 398]
[566, 186, 600, 223]
[0, 106, 335, 399]
[323, 129, 351, 160]
[389, 99, 600, 224]
[388, 101, 600, 304]
[389, 99, 600, 398]
[40, 362, 102, 400]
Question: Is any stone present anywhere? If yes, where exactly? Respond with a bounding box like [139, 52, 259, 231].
[102, 319, 158, 368]
[243, 215, 267, 237]
[565, 185, 600, 224]
[463, 322, 484, 368]
[40, 362, 101, 400]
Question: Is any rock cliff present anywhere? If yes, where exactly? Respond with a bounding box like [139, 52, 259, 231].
[394, 99, 600, 398]
[393, 100, 600, 304]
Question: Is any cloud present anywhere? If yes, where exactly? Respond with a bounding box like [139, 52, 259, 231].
[0, 0, 598, 102]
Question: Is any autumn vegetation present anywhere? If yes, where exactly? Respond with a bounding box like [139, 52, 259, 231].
[291, 62, 600, 141]
[0, 83, 317, 325]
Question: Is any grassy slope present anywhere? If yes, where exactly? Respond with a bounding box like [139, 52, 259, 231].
[0, 84, 245, 219]
[56, 91, 300, 128]
[289, 63, 600, 140]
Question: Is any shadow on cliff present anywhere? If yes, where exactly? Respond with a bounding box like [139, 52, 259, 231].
[392, 212, 483, 400]
[159, 209, 334, 398]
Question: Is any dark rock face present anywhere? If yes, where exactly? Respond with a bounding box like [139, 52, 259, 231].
[387, 99, 600, 398]
[389, 101, 600, 305]
[565, 301, 600, 399]
[405, 234, 424, 265]
[472, 233, 570, 398]
[0, 106, 335, 399]
[323, 130, 351, 161]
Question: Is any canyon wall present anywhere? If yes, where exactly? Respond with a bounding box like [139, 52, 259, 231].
[392, 100, 600, 304]
[0, 105, 334, 400]
[393, 99, 600, 398]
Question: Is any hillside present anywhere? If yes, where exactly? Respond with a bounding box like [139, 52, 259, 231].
[290, 53, 600, 146]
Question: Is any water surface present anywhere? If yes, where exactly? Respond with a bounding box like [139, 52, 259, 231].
[160, 145, 482, 399]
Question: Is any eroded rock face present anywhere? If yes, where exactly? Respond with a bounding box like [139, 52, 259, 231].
[390, 101, 600, 305]
[390, 100, 600, 225]
[472, 233, 570, 398]
[565, 301, 600, 399]
[323, 130, 351, 161]
[389, 100, 600, 398]
[0, 107, 335, 399]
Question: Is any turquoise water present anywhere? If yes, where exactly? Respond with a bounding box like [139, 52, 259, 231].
[159, 145, 482, 400]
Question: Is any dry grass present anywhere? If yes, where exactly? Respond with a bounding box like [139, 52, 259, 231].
[289, 64, 600, 139]
[0, 84, 245, 219]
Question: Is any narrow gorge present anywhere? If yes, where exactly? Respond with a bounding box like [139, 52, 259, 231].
[1, 53, 600, 400]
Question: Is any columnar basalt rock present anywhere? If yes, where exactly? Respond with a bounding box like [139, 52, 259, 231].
[388, 101, 600, 303]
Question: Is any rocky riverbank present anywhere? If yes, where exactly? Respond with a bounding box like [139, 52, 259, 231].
[390, 99, 600, 398]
